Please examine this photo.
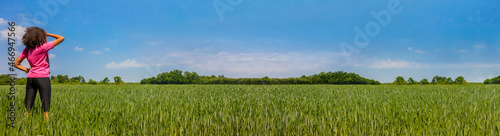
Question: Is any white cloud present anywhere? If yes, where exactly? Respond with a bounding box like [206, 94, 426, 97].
[415, 50, 427, 54]
[146, 41, 162, 45]
[105, 59, 148, 69]
[437, 63, 500, 68]
[473, 44, 485, 49]
[90, 51, 102, 55]
[17, 13, 43, 26]
[49, 54, 56, 59]
[464, 64, 500, 68]
[74, 46, 84, 51]
[368, 59, 421, 68]
[163, 51, 344, 75]
[0, 25, 26, 44]
[104, 48, 110, 51]
[195, 52, 329, 72]
[0, 18, 7, 25]
[362, 58, 500, 69]
[194, 46, 213, 51]
[408, 47, 426, 54]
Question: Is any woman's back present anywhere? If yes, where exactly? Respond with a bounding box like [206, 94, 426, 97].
[20, 41, 54, 78]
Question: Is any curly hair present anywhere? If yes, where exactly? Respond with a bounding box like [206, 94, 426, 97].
[22, 27, 47, 49]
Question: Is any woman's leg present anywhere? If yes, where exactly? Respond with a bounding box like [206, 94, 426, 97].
[25, 78, 38, 112]
[34, 77, 51, 120]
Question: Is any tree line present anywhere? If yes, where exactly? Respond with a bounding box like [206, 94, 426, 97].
[392, 75, 468, 85]
[3, 73, 500, 85]
[140, 70, 381, 85]
[49, 75, 124, 84]
[0, 74, 124, 85]
[484, 76, 500, 84]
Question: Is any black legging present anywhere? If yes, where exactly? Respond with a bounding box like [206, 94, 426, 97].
[25, 77, 51, 112]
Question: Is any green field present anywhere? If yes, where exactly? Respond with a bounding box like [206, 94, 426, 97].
[1, 85, 500, 135]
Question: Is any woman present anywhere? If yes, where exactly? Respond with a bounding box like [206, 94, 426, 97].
[13, 27, 64, 121]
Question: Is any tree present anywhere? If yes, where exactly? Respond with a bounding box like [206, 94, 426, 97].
[79, 75, 85, 83]
[184, 71, 200, 84]
[447, 77, 454, 83]
[484, 76, 500, 84]
[407, 77, 416, 85]
[140, 79, 149, 84]
[170, 69, 185, 84]
[484, 79, 491, 84]
[432, 76, 439, 83]
[50, 75, 57, 82]
[420, 78, 430, 85]
[64, 75, 86, 84]
[57, 74, 69, 83]
[455, 76, 467, 84]
[393, 76, 407, 85]
[16, 78, 27, 85]
[432, 75, 450, 84]
[88, 79, 97, 85]
[64, 75, 69, 82]
[493, 76, 500, 84]
[101, 77, 110, 84]
[114, 76, 124, 84]
[70, 77, 76, 82]
[0, 74, 12, 85]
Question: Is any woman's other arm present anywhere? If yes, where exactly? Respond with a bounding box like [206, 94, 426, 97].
[13, 57, 29, 73]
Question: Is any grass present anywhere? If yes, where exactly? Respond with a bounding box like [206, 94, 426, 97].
[1, 85, 499, 135]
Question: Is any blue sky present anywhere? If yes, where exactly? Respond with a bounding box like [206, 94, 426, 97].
[1, 0, 500, 83]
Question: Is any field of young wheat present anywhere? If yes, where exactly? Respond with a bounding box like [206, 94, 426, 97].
[1, 85, 499, 135]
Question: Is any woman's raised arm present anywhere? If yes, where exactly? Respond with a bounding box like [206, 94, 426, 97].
[46, 33, 65, 47]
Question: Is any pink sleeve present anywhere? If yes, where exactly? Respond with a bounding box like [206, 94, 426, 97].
[43, 41, 55, 51]
[18, 48, 27, 59]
